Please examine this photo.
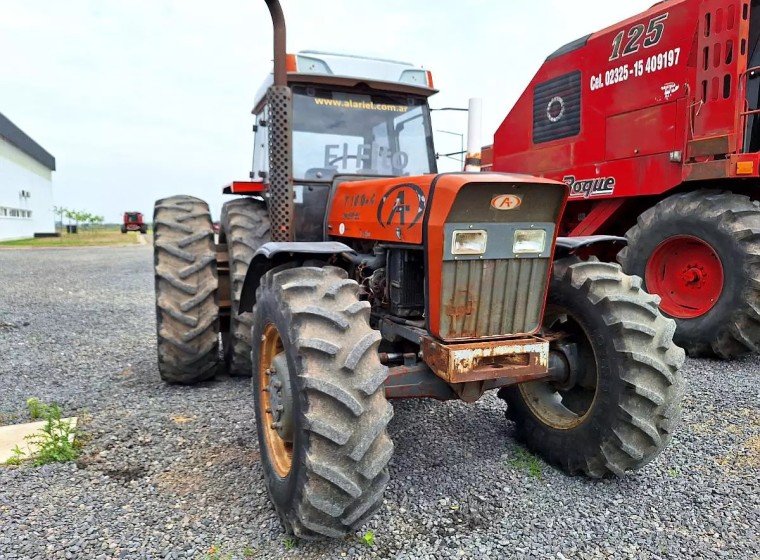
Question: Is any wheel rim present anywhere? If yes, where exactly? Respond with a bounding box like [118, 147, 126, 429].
[519, 307, 598, 430]
[259, 323, 293, 478]
[645, 235, 724, 319]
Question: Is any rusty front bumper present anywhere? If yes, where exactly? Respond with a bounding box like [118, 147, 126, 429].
[420, 335, 549, 384]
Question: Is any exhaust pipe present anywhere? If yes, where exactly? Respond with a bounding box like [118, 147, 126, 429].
[263, 0, 294, 242]
[265, 0, 287, 87]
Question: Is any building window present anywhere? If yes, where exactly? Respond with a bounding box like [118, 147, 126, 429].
[0, 207, 32, 219]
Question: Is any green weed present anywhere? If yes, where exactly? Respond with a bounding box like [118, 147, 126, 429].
[282, 537, 298, 550]
[26, 398, 45, 420]
[360, 530, 375, 547]
[508, 448, 542, 479]
[667, 466, 682, 478]
[242, 546, 255, 558]
[4, 399, 79, 467]
[4, 445, 25, 466]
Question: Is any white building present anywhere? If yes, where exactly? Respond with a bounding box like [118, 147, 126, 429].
[0, 113, 56, 241]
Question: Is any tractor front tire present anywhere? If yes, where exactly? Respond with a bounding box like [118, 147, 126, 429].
[618, 190, 760, 358]
[252, 265, 393, 539]
[220, 198, 270, 376]
[153, 195, 219, 384]
[499, 258, 684, 477]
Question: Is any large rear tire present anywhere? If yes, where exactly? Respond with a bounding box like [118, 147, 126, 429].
[618, 190, 760, 358]
[252, 265, 393, 539]
[499, 258, 684, 477]
[220, 198, 270, 376]
[153, 195, 219, 384]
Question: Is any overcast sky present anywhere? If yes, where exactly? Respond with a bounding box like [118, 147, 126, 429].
[1, 0, 655, 222]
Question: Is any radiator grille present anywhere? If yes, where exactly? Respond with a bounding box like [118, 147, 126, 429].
[439, 258, 550, 340]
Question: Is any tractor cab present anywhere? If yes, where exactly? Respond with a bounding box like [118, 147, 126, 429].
[238, 51, 438, 240]
[251, 51, 437, 181]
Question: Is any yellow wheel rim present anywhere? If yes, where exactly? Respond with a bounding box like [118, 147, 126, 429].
[259, 323, 293, 478]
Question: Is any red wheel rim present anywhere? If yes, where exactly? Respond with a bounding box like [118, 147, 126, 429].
[645, 235, 724, 319]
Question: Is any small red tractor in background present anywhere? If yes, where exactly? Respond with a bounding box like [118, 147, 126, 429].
[487, 0, 760, 359]
[151, 0, 684, 539]
[121, 211, 147, 234]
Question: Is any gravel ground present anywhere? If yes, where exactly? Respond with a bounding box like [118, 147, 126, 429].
[0, 245, 758, 560]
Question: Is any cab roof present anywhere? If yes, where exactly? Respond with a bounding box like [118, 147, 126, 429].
[252, 50, 437, 112]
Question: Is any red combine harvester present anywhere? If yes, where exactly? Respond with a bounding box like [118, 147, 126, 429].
[488, 0, 760, 359]
[121, 212, 147, 234]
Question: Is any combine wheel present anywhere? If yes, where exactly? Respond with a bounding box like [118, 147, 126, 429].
[499, 258, 684, 477]
[121, 225, 127, 234]
[153, 195, 219, 384]
[618, 190, 760, 358]
[251, 265, 393, 539]
[219, 198, 270, 375]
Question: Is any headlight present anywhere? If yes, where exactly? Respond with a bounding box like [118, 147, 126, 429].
[452, 230, 488, 255]
[513, 229, 546, 254]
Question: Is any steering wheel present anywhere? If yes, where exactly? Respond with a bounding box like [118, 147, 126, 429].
[328, 154, 359, 167]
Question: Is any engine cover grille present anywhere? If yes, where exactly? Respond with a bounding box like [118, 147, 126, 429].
[439, 258, 550, 340]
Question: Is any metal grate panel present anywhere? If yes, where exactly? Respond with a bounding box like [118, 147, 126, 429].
[533, 71, 581, 144]
[439, 258, 550, 340]
[267, 86, 294, 242]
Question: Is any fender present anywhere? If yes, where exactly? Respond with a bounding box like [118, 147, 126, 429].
[554, 235, 626, 260]
[238, 241, 355, 314]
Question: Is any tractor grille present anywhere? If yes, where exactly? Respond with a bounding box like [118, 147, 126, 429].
[439, 258, 550, 340]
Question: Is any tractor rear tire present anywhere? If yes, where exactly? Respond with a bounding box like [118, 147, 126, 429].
[251, 265, 393, 539]
[220, 198, 270, 376]
[140, 224, 148, 234]
[498, 258, 684, 478]
[618, 190, 760, 358]
[121, 226, 127, 234]
[153, 195, 219, 384]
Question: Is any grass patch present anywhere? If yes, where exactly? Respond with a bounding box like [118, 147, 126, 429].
[4, 399, 80, 467]
[508, 447, 543, 479]
[282, 537, 298, 550]
[0, 230, 146, 248]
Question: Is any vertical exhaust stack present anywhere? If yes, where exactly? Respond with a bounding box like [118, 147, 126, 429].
[464, 98, 482, 172]
[264, 0, 294, 242]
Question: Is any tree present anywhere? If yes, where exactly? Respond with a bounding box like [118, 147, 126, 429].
[53, 206, 66, 229]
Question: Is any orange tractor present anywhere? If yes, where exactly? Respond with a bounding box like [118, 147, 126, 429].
[152, 0, 684, 539]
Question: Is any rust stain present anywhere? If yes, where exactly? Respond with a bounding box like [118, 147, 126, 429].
[445, 291, 474, 319]
[420, 335, 550, 383]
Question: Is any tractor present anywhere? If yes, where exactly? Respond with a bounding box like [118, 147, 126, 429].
[122, 211, 147, 234]
[152, 0, 684, 539]
[487, 0, 760, 360]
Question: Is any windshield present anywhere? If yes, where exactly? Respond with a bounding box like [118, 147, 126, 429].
[291, 85, 437, 180]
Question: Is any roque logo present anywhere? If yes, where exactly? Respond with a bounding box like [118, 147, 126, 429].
[563, 175, 616, 198]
